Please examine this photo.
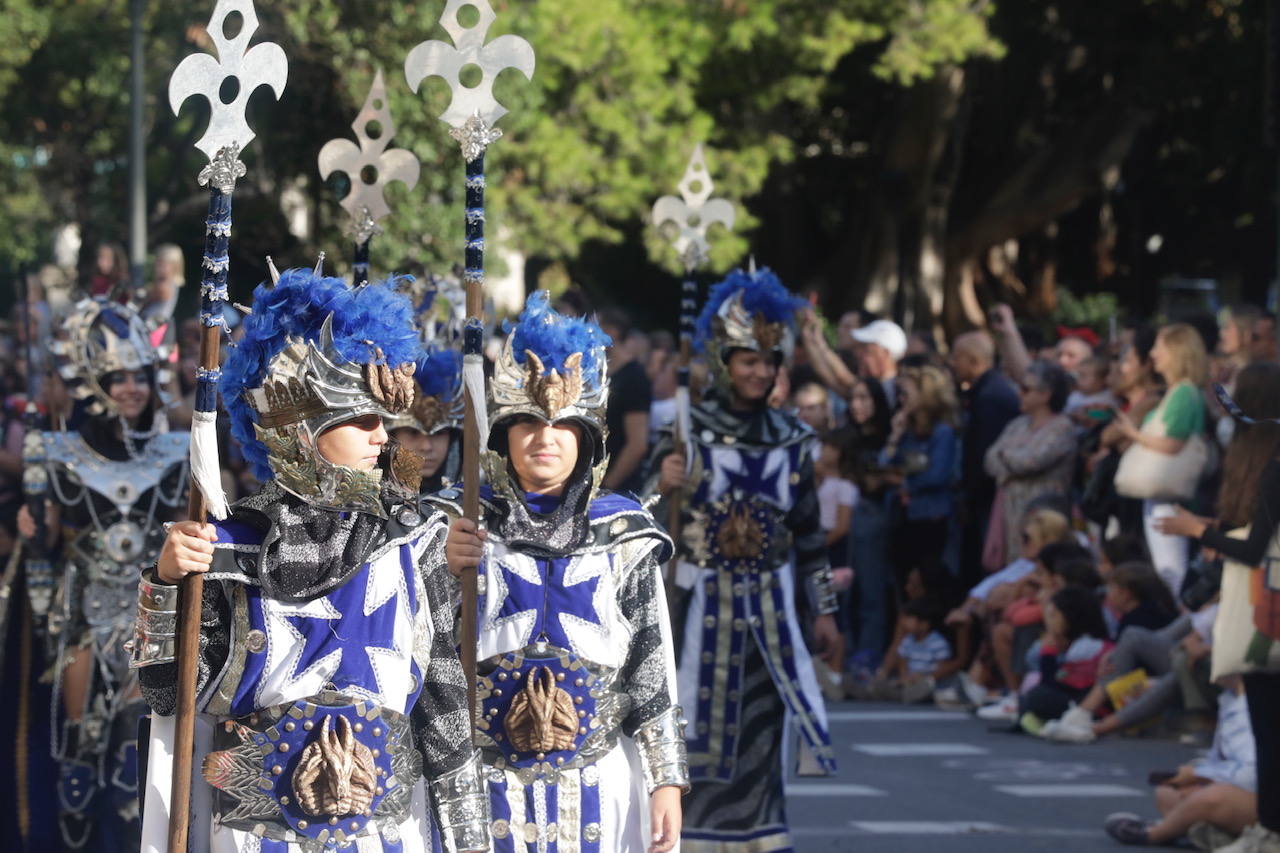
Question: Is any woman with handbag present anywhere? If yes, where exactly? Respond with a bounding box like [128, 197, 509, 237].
[1113, 323, 1210, 598]
[1156, 362, 1280, 853]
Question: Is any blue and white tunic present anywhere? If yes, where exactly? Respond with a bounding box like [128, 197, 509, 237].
[135, 483, 484, 853]
[654, 399, 837, 853]
[426, 486, 687, 853]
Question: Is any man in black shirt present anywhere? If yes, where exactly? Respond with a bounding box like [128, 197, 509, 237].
[600, 307, 653, 495]
[952, 331, 1021, 585]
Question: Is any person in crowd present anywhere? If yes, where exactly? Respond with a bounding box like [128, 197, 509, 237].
[881, 364, 958, 580]
[1085, 328, 1162, 533]
[844, 376, 895, 669]
[1217, 305, 1262, 383]
[654, 267, 839, 849]
[88, 241, 128, 299]
[816, 430, 857, 566]
[951, 330, 1021, 586]
[1099, 533, 1151, 581]
[647, 328, 679, 442]
[1055, 330, 1097, 378]
[140, 243, 184, 327]
[15, 296, 188, 852]
[442, 292, 687, 851]
[1251, 311, 1278, 364]
[1113, 322, 1210, 597]
[138, 270, 489, 852]
[1105, 680, 1258, 848]
[599, 307, 654, 494]
[1016, 586, 1113, 733]
[858, 599, 955, 704]
[851, 318, 907, 409]
[1065, 355, 1117, 428]
[794, 380, 834, 432]
[1156, 360, 1280, 852]
[984, 361, 1077, 570]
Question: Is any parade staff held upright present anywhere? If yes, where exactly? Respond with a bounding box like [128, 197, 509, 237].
[654, 267, 841, 852]
[441, 291, 689, 853]
[133, 271, 489, 853]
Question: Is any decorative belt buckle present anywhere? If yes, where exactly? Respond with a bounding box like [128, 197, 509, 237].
[478, 643, 600, 776]
[204, 693, 417, 846]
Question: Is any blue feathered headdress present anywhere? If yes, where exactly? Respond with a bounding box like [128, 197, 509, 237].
[416, 346, 462, 401]
[508, 290, 612, 377]
[220, 268, 424, 481]
[694, 266, 804, 354]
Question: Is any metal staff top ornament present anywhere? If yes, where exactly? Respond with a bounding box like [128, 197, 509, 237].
[652, 143, 736, 272]
[404, 0, 535, 162]
[318, 69, 422, 250]
[169, 0, 288, 186]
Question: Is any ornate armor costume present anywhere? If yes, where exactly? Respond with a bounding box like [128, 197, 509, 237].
[425, 292, 688, 852]
[655, 269, 837, 853]
[30, 297, 188, 852]
[132, 271, 487, 853]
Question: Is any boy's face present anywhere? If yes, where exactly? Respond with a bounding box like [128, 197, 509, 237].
[902, 614, 925, 637]
[1077, 364, 1107, 395]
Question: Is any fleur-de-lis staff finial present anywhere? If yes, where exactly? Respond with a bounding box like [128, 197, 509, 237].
[404, 0, 534, 725]
[164, 2, 287, 850]
[650, 144, 736, 607]
[318, 70, 422, 286]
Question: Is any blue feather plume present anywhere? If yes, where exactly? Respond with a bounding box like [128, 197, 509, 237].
[508, 291, 611, 376]
[694, 266, 804, 353]
[220, 268, 424, 481]
[416, 347, 462, 400]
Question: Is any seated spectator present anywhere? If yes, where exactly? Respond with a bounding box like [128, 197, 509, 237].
[1016, 586, 1112, 733]
[1041, 562, 1185, 743]
[1104, 680, 1258, 847]
[857, 599, 956, 704]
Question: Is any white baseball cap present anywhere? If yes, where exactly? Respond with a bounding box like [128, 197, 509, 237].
[851, 319, 907, 362]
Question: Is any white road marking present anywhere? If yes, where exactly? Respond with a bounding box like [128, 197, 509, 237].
[852, 743, 989, 757]
[995, 784, 1145, 797]
[849, 821, 1008, 834]
[784, 783, 887, 797]
[827, 710, 970, 722]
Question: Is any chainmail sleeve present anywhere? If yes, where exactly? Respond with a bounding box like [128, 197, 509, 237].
[616, 537, 689, 793]
[413, 527, 489, 853]
[785, 448, 838, 615]
[134, 574, 230, 717]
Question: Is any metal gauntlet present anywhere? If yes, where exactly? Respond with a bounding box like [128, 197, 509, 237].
[806, 566, 839, 616]
[431, 750, 490, 853]
[128, 569, 178, 669]
[634, 705, 690, 794]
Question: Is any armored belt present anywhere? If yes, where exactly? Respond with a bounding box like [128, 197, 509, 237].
[680, 492, 792, 573]
[474, 641, 625, 786]
[202, 691, 423, 848]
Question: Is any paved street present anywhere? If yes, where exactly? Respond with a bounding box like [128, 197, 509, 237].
[785, 702, 1201, 852]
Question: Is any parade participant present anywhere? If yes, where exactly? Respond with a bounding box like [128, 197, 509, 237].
[16, 296, 188, 851]
[439, 291, 688, 852]
[387, 347, 465, 493]
[654, 267, 840, 852]
[132, 270, 488, 853]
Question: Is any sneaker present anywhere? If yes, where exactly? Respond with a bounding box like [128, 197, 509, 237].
[1215, 824, 1280, 853]
[1019, 712, 1045, 736]
[957, 671, 992, 707]
[1188, 822, 1240, 851]
[933, 686, 967, 709]
[1104, 812, 1152, 845]
[1042, 704, 1097, 743]
[976, 694, 1019, 722]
